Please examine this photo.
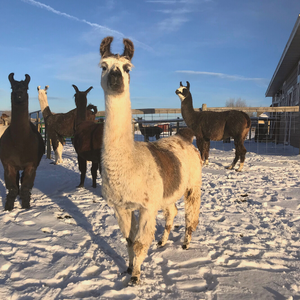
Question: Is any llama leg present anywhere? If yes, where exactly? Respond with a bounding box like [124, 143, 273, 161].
[131, 207, 157, 284]
[20, 166, 36, 209]
[56, 141, 63, 164]
[114, 206, 138, 273]
[91, 162, 98, 188]
[158, 203, 178, 247]
[203, 140, 210, 165]
[236, 141, 247, 172]
[4, 164, 19, 211]
[196, 137, 206, 165]
[227, 139, 241, 170]
[98, 162, 102, 175]
[183, 187, 201, 249]
[77, 155, 87, 188]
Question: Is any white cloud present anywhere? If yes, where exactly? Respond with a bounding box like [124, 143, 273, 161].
[157, 16, 189, 32]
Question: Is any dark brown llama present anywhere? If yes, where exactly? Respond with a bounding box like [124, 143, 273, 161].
[176, 81, 250, 171]
[72, 85, 104, 188]
[137, 117, 163, 141]
[0, 73, 45, 210]
[37, 85, 97, 164]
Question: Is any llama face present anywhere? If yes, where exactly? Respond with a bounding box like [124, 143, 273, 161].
[175, 81, 190, 102]
[100, 56, 132, 94]
[9, 73, 30, 105]
[99, 37, 134, 95]
[72, 85, 93, 108]
[175, 86, 189, 102]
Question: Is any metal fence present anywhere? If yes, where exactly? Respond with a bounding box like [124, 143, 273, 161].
[29, 105, 300, 157]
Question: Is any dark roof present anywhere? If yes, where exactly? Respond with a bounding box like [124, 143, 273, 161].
[265, 14, 300, 97]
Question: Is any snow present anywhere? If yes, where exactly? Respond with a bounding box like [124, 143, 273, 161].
[1, 138, 300, 300]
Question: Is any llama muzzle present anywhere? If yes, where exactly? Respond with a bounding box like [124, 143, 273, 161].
[108, 68, 124, 92]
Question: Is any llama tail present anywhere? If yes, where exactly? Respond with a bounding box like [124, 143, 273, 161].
[176, 127, 195, 143]
[87, 104, 98, 115]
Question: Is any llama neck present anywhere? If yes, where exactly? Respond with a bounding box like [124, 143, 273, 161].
[38, 93, 52, 117]
[103, 91, 134, 152]
[181, 93, 199, 129]
[76, 104, 87, 125]
[10, 103, 30, 134]
[138, 122, 144, 130]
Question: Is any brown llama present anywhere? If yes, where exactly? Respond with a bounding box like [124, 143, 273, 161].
[72, 85, 104, 188]
[100, 37, 201, 284]
[176, 81, 251, 172]
[37, 85, 98, 164]
[0, 73, 45, 210]
[137, 117, 163, 141]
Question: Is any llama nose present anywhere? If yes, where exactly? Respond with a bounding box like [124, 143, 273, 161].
[108, 68, 123, 90]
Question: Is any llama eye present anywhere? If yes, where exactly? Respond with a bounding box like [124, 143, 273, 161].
[125, 69, 130, 73]
[102, 66, 107, 71]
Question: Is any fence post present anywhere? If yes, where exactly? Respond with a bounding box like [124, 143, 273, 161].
[202, 103, 207, 111]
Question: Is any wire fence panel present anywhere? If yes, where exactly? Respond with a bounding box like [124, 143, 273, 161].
[29, 106, 300, 156]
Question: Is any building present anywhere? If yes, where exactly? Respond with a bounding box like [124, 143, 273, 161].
[265, 14, 300, 148]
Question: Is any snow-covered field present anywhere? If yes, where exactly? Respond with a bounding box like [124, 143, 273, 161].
[1, 138, 300, 300]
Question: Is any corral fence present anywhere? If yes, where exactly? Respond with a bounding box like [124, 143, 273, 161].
[28, 104, 300, 158]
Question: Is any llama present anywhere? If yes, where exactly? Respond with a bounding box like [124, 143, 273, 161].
[0, 73, 45, 210]
[99, 37, 202, 284]
[137, 117, 163, 141]
[1, 113, 11, 125]
[72, 84, 104, 188]
[37, 85, 97, 164]
[0, 114, 11, 137]
[176, 81, 251, 171]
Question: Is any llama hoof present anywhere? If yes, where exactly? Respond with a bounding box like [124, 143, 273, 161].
[22, 202, 31, 209]
[182, 244, 189, 250]
[5, 201, 15, 211]
[157, 240, 166, 248]
[77, 184, 84, 188]
[129, 276, 140, 285]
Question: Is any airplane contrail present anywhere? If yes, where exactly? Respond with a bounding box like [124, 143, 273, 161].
[21, 0, 153, 51]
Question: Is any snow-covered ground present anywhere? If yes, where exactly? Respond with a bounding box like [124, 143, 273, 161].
[1, 137, 300, 300]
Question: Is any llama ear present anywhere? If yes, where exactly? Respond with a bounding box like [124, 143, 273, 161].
[100, 36, 114, 58]
[45, 85, 49, 91]
[86, 86, 93, 94]
[186, 81, 190, 90]
[180, 81, 183, 87]
[37, 86, 41, 91]
[72, 84, 79, 93]
[122, 38, 134, 60]
[24, 74, 30, 86]
[8, 73, 15, 85]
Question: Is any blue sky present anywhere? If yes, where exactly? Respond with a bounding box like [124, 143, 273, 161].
[1, 0, 300, 113]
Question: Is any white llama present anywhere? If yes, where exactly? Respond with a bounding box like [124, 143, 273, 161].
[37, 86, 63, 164]
[99, 36, 202, 284]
